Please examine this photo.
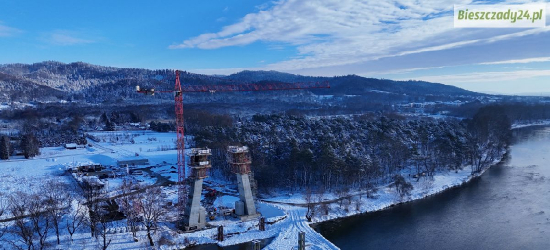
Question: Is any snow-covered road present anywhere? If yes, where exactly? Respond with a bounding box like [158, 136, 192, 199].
[265, 205, 339, 250]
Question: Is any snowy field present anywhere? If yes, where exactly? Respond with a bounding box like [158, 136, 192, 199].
[0, 131, 318, 249]
[0, 131, 182, 199]
[0, 130, 502, 250]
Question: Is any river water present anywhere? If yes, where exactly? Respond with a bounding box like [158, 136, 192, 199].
[316, 126, 550, 250]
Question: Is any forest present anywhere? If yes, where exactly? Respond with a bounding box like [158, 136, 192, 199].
[194, 107, 511, 193]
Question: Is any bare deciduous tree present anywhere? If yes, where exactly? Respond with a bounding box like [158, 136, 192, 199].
[138, 186, 166, 247]
[304, 187, 315, 222]
[66, 199, 87, 242]
[117, 179, 141, 241]
[28, 193, 51, 250]
[82, 181, 113, 250]
[354, 197, 362, 212]
[393, 175, 413, 200]
[96, 213, 112, 250]
[8, 192, 35, 250]
[43, 179, 70, 245]
[8, 191, 51, 250]
[81, 179, 103, 238]
[316, 191, 329, 216]
[337, 187, 350, 211]
[0, 192, 7, 242]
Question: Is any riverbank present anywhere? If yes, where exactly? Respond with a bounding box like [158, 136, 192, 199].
[512, 119, 550, 129]
[309, 122, 547, 227]
[314, 125, 550, 250]
[250, 151, 507, 249]
[176, 166, 495, 250]
[126, 149, 509, 249]
[204, 124, 544, 249]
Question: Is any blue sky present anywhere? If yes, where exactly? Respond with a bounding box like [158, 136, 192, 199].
[1, 0, 550, 94]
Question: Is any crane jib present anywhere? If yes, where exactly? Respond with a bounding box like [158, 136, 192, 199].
[179, 81, 330, 92]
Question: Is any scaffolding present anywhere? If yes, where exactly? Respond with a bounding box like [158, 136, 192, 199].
[188, 148, 212, 179]
[227, 146, 251, 174]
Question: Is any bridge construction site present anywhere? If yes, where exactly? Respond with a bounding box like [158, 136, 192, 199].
[182, 146, 260, 231]
[135, 70, 329, 231]
[0, 70, 334, 249]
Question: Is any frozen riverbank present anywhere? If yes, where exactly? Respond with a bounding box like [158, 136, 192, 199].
[258, 157, 506, 250]
[512, 119, 550, 129]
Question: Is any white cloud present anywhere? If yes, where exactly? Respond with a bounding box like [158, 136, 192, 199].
[170, 0, 550, 72]
[480, 56, 550, 65]
[402, 69, 550, 83]
[45, 30, 95, 46]
[366, 54, 550, 76]
[363, 65, 448, 75]
[255, 2, 275, 11]
[189, 67, 247, 76]
[168, 0, 550, 79]
[0, 23, 22, 37]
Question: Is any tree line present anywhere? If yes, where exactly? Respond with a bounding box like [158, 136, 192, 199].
[449, 101, 550, 122]
[0, 134, 40, 160]
[195, 108, 511, 193]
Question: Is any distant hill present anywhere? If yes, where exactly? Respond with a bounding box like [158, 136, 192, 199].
[227, 70, 308, 83]
[227, 70, 477, 97]
[0, 71, 65, 102]
[0, 61, 481, 107]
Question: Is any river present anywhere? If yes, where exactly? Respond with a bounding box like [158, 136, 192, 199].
[316, 126, 550, 250]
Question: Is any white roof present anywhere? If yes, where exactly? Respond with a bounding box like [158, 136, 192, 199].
[228, 145, 249, 153]
[189, 148, 211, 155]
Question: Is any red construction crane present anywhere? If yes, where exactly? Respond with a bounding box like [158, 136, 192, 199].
[136, 70, 329, 208]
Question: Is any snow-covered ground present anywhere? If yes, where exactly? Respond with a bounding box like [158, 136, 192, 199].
[266, 167, 477, 222]
[263, 205, 339, 250]
[1, 131, 303, 249]
[0, 130, 503, 250]
[258, 166, 490, 250]
[512, 119, 550, 129]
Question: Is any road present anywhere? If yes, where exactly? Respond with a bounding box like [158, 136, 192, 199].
[265, 204, 339, 250]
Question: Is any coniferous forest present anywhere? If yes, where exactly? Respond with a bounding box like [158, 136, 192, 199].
[194, 107, 511, 193]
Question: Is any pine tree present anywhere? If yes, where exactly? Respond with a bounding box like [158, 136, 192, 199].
[101, 112, 115, 131]
[21, 134, 39, 159]
[0, 135, 10, 160]
[106, 120, 115, 131]
[100, 112, 108, 123]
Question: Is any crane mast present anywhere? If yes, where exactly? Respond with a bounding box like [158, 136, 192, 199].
[174, 72, 186, 206]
